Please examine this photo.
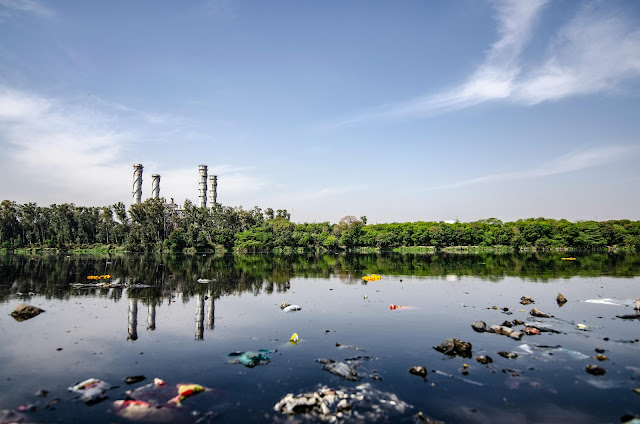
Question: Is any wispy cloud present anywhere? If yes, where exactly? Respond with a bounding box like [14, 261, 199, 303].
[0, 87, 131, 204]
[515, 3, 640, 104]
[425, 145, 639, 191]
[0, 0, 54, 18]
[0, 86, 265, 207]
[342, 1, 640, 123]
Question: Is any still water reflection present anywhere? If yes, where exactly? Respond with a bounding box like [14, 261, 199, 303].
[0, 252, 639, 423]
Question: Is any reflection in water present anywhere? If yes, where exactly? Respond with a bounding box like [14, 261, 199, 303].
[195, 294, 205, 340]
[207, 294, 215, 330]
[147, 302, 156, 331]
[127, 298, 138, 341]
[2, 252, 640, 306]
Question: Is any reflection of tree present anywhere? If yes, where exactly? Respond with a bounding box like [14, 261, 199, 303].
[1, 252, 640, 304]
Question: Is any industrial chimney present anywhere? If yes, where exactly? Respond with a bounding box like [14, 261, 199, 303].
[151, 174, 160, 199]
[198, 165, 208, 208]
[208, 175, 217, 207]
[132, 164, 143, 204]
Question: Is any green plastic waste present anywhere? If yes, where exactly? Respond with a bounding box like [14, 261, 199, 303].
[228, 349, 274, 367]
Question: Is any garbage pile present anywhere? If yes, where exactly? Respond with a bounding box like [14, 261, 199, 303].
[272, 383, 411, 422]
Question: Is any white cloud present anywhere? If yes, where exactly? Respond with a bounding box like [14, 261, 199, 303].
[425, 145, 638, 191]
[0, 87, 131, 205]
[0, 86, 266, 208]
[515, 3, 640, 103]
[344, 1, 640, 122]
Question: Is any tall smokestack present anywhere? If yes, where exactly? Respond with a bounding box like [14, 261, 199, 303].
[132, 164, 143, 205]
[208, 175, 217, 207]
[198, 164, 208, 208]
[151, 174, 160, 199]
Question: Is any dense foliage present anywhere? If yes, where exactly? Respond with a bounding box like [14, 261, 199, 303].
[1, 199, 639, 252]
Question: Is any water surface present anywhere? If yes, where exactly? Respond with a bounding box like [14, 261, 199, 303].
[1, 252, 639, 423]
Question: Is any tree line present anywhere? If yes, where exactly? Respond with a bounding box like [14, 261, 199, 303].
[1, 199, 639, 252]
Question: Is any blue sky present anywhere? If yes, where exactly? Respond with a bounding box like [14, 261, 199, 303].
[1, 0, 639, 223]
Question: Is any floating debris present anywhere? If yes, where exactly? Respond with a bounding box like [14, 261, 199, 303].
[10, 303, 45, 322]
[124, 375, 146, 385]
[520, 296, 535, 305]
[414, 411, 445, 423]
[273, 383, 411, 422]
[471, 321, 487, 333]
[409, 366, 427, 378]
[68, 378, 113, 404]
[389, 304, 408, 310]
[362, 274, 382, 282]
[557, 293, 568, 306]
[433, 338, 472, 358]
[488, 324, 523, 340]
[584, 298, 634, 306]
[585, 365, 606, 376]
[228, 350, 273, 367]
[475, 355, 493, 365]
[322, 361, 359, 381]
[336, 342, 365, 351]
[530, 308, 550, 318]
[283, 305, 301, 312]
[197, 278, 214, 284]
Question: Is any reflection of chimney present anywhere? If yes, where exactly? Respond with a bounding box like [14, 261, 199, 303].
[133, 164, 143, 204]
[206, 296, 215, 330]
[147, 302, 156, 330]
[151, 174, 160, 199]
[128, 298, 138, 341]
[208, 175, 217, 207]
[198, 165, 208, 208]
[195, 294, 205, 340]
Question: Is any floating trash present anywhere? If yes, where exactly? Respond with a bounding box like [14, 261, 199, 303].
[273, 383, 412, 422]
[362, 274, 381, 282]
[10, 304, 44, 322]
[228, 350, 274, 367]
[322, 361, 359, 381]
[433, 338, 472, 358]
[283, 305, 301, 312]
[68, 378, 113, 404]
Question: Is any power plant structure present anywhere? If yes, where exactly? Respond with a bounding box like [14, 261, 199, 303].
[198, 164, 208, 208]
[208, 175, 218, 207]
[151, 174, 160, 199]
[131, 163, 219, 211]
[132, 164, 143, 204]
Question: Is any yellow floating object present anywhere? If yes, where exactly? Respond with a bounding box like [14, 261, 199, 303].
[290, 333, 299, 344]
[362, 274, 382, 282]
[561, 257, 577, 261]
[169, 384, 206, 405]
[87, 275, 112, 280]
